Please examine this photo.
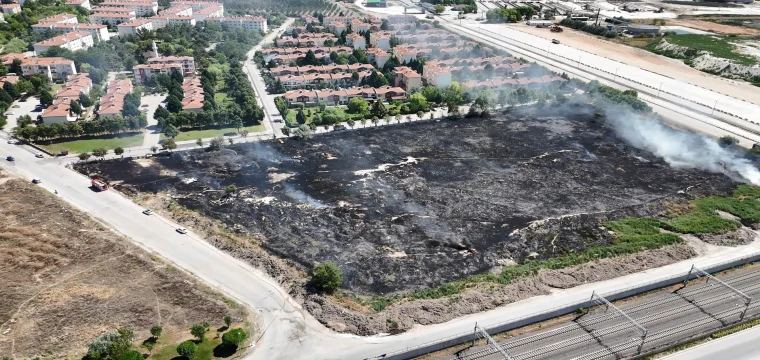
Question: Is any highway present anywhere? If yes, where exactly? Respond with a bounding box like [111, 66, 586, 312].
[447, 268, 760, 360]
[662, 319, 760, 360]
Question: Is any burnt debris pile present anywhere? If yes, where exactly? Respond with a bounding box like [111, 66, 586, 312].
[78, 108, 737, 295]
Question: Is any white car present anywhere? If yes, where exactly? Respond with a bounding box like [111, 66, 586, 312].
[7, 140, 15, 144]
[35, 153, 43, 158]
[142, 209, 154, 215]
[176, 227, 188, 234]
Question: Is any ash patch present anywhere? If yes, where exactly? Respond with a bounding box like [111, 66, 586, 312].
[77, 109, 735, 296]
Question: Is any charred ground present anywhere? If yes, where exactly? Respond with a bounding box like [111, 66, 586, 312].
[77, 106, 736, 296]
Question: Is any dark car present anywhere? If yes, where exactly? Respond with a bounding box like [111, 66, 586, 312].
[6, 156, 14, 162]
[552, 39, 560, 44]
[334, 124, 347, 131]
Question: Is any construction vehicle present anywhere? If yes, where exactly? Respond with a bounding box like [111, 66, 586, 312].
[91, 178, 109, 191]
[550, 25, 563, 32]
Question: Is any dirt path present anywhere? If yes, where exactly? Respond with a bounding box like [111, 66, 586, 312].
[511, 23, 760, 104]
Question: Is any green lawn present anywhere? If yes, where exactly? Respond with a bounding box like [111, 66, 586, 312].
[663, 34, 758, 65]
[150, 337, 222, 360]
[284, 105, 404, 125]
[161, 124, 266, 142]
[214, 92, 231, 106]
[40, 132, 144, 154]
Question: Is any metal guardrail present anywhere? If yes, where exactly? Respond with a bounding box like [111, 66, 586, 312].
[373, 250, 760, 360]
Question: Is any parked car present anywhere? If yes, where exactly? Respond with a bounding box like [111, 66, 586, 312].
[12, 104, 20, 108]
[35, 153, 43, 158]
[32, 178, 41, 184]
[552, 39, 560, 44]
[176, 227, 188, 234]
[7, 140, 15, 144]
[6, 156, 14, 161]
[142, 209, 154, 215]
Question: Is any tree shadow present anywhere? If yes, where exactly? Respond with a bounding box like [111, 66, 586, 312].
[217, 326, 229, 332]
[213, 344, 237, 358]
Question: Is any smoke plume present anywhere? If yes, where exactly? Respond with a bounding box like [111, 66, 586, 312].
[606, 113, 760, 185]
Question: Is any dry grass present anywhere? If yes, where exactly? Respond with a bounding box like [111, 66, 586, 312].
[0, 171, 249, 359]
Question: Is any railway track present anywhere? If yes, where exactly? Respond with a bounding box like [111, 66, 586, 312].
[448, 268, 760, 360]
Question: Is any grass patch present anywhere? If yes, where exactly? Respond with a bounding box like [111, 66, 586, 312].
[214, 92, 230, 106]
[161, 124, 266, 142]
[150, 337, 222, 360]
[660, 34, 758, 65]
[40, 132, 144, 154]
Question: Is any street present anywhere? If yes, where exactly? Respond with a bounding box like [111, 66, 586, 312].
[661, 322, 760, 360]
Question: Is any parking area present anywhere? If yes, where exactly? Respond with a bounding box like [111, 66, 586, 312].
[4, 96, 41, 133]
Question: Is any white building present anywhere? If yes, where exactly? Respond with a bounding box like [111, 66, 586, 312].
[97, 1, 158, 16]
[205, 16, 267, 32]
[346, 33, 366, 50]
[191, 4, 223, 21]
[133, 63, 184, 84]
[41, 103, 77, 123]
[91, 6, 136, 15]
[89, 12, 137, 26]
[149, 15, 196, 29]
[159, 5, 192, 16]
[37, 14, 79, 25]
[20, 57, 77, 81]
[0, 4, 21, 15]
[65, 0, 92, 10]
[34, 31, 94, 54]
[117, 19, 153, 36]
[32, 23, 109, 42]
[147, 56, 195, 75]
[370, 32, 390, 51]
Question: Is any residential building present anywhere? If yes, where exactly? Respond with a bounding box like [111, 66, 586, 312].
[322, 16, 351, 25]
[20, 57, 77, 81]
[328, 21, 347, 35]
[423, 63, 452, 88]
[99, 79, 133, 119]
[0, 75, 19, 88]
[97, 1, 158, 16]
[392, 45, 417, 63]
[369, 31, 390, 51]
[0, 53, 31, 66]
[205, 16, 267, 32]
[393, 66, 422, 90]
[65, 0, 92, 10]
[90, 6, 136, 14]
[117, 19, 153, 36]
[387, 15, 416, 25]
[367, 47, 390, 69]
[42, 103, 77, 123]
[42, 73, 92, 124]
[34, 31, 94, 54]
[192, 4, 223, 21]
[160, 5, 193, 16]
[300, 15, 318, 24]
[147, 56, 195, 75]
[351, 19, 370, 33]
[346, 33, 366, 50]
[133, 63, 183, 84]
[32, 23, 109, 42]
[169, 0, 221, 11]
[37, 13, 79, 25]
[182, 76, 204, 112]
[282, 86, 406, 106]
[89, 12, 137, 26]
[0, 4, 21, 15]
[150, 15, 196, 29]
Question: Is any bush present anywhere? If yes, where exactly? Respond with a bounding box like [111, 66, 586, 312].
[190, 323, 206, 341]
[222, 328, 248, 347]
[718, 135, 739, 147]
[176, 340, 197, 359]
[117, 350, 143, 360]
[311, 262, 343, 293]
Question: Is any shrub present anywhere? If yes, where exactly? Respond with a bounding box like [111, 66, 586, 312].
[176, 340, 197, 359]
[150, 324, 163, 338]
[311, 262, 343, 293]
[190, 323, 206, 341]
[222, 328, 248, 347]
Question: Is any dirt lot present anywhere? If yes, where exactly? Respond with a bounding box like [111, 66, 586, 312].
[0, 172, 249, 358]
[511, 23, 760, 104]
[669, 18, 759, 35]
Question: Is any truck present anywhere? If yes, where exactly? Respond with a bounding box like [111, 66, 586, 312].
[91, 179, 109, 191]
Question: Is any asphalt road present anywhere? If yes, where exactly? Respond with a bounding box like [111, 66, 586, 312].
[661, 321, 760, 360]
[447, 268, 760, 360]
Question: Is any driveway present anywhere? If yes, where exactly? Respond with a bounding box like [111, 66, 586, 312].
[140, 93, 167, 147]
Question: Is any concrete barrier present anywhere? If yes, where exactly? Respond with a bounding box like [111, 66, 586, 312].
[380, 251, 760, 360]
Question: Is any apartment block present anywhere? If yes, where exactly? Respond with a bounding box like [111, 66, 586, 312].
[117, 18, 153, 36]
[160, 5, 192, 16]
[369, 31, 390, 51]
[1, 4, 21, 15]
[34, 31, 94, 54]
[283, 86, 406, 106]
[133, 63, 185, 84]
[205, 16, 267, 32]
[38, 13, 79, 25]
[321, 16, 351, 25]
[149, 15, 196, 29]
[393, 66, 422, 91]
[89, 12, 137, 26]
[42, 73, 92, 124]
[32, 23, 109, 41]
[182, 76, 204, 112]
[191, 4, 222, 21]
[20, 57, 77, 81]
[147, 56, 195, 75]
[97, 1, 158, 16]
[367, 47, 390, 69]
[65, 0, 92, 10]
[346, 33, 366, 50]
[99, 79, 133, 119]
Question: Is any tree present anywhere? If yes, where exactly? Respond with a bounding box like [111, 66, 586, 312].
[40, 89, 54, 107]
[293, 124, 314, 140]
[296, 108, 307, 124]
[281, 127, 290, 136]
[70, 101, 83, 115]
[408, 93, 429, 113]
[224, 315, 233, 328]
[240, 129, 249, 140]
[167, 95, 183, 113]
[190, 324, 206, 341]
[154, 105, 170, 121]
[196, 138, 203, 148]
[447, 101, 461, 119]
[141, 341, 155, 354]
[434, 4, 445, 14]
[225, 184, 237, 194]
[162, 138, 177, 151]
[719, 135, 739, 147]
[3, 81, 19, 98]
[92, 147, 108, 159]
[150, 325, 163, 339]
[118, 350, 143, 360]
[163, 124, 180, 139]
[176, 340, 197, 359]
[114, 147, 124, 156]
[9, 58, 21, 75]
[79, 152, 91, 161]
[150, 145, 158, 153]
[209, 136, 224, 150]
[222, 328, 247, 348]
[347, 97, 369, 115]
[371, 99, 388, 118]
[311, 262, 343, 293]
[0, 117, 6, 130]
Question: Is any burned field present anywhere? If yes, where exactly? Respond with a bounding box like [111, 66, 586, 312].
[78, 108, 736, 297]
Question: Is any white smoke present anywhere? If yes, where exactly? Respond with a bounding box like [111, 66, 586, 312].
[606, 113, 760, 185]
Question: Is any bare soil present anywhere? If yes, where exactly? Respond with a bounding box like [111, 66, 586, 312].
[669, 18, 759, 35]
[511, 23, 760, 104]
[0, 171, 248, 359]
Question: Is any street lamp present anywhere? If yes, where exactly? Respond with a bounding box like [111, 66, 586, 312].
[657, 81, 664, 98]
[613, 67, 620, 82]
[712, 99, 719, 115]
[577, 55, 582, 67]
